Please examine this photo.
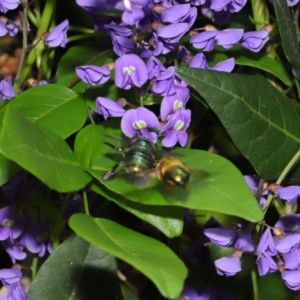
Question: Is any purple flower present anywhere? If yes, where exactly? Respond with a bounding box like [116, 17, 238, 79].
[0, 20, 7, 36]
[76, 65, 110, 85]
[38, 80, 47, 86]
[215, 256, 242, 276]
[241, 29, 269, 52]
[20, 222, 52, 257]
[256, 253, 278, 276]
[160, 86, 190, 121]
[180, 287, 201, 300]
[235, 232, 254, 252]
[156, 23, 189, 44]
[0, 78, 15, 100]
[160, 4, 197, 29]
[7, 281, 26, 300]
[146, 56, 166, 80]
[275, 234, 300, 253]
[45, 19, 69, 48]
[2, 240, 26, 263]
[0, 268, 21, 286]
[115, 0, 148, 25]
[282, 270, 300, 290]
[105, 24, 134, 56]
[283, 247, 300, 270]
[274, 186, 300, 205]
[0, 0, 20, 13]
[190, 31, 217, 51]
[114, 54, 148, 90]
[96, 97, 126, 120]
[275, 214, 300, 235]
[160, 108, 191, 147]
[257, 227, 277, 256]
[121, 107, 160, 142]
[189, 53, 235, 72]
[0, 207, 25, 241]
[229, 0, 247, 12]
[151, 67, 176, 96]
[244, 175, 268, 207]
[215, 28, 244, 49]
[203, 228, 237, 247]
[6, 21, 19, 36]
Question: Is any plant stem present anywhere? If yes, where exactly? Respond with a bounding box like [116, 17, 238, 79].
[31, 257, 38, 280]
[15, 4, 28, 94]
[263, 148, 300, 212]
[251, 265, 259, 300]
[83, 189, 90, 215]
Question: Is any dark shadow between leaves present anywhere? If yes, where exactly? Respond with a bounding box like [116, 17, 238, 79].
[71, 264, 119, 300]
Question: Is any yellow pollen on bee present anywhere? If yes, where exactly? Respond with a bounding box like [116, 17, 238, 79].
[123, 65, 136, 76]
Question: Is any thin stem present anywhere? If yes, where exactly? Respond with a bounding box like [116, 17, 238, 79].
[15, 4, 28, 94]
[87, 102, 95, 124]
[276, 148, 300, 185]
[251, 265, 259, 300]
[31, 257, 38, 280]
[263, 148, 300, 213]
[83, 189, 90, 215]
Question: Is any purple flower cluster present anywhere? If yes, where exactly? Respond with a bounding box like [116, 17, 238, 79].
[0, 206, 52, 299]
[74, 0, 275, 149]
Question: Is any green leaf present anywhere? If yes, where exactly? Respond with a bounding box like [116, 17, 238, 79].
[74, 124, 263, 222]
[273, 0, 299, 63]
[0, 154, 20, 186]
[27, 234, 118, 300]
[91, 182, 183, 238]
[120, 284, 141, 300]
[0, 108, 91, 192]
[7, 85, 87, 139]
[56, 45, 114, 92]
[69, 214, 187, 298]
[207, 51, 291, 86]
[235, 53, 292, 86]
[175, 67, 300, 182]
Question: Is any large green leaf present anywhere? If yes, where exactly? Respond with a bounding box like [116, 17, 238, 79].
[273, 0, 299, 63]
[0, 108, 91, 192]
[235, 54, 292, 86]
[91, 181, 183, 238]
[176, 67, 300, 182]
[27, 234, 118, 300]
[69, 214, 187, 298]
[7, 85, 87, 139]
[75, 124, 183, 237]
[74, 124, 263, 222]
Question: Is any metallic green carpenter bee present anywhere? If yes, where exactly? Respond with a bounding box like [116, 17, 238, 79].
[102, 135, 158, 181]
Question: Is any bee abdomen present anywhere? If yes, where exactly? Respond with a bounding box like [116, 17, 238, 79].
[125, 147, 155, 173]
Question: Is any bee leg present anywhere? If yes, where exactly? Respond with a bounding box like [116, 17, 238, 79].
[102, 161, 125, 181]
[104, 142, 123, 152]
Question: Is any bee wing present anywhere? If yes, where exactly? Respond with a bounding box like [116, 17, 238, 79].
[189, 168, 210, 187]
[125, 168, 158, 189]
